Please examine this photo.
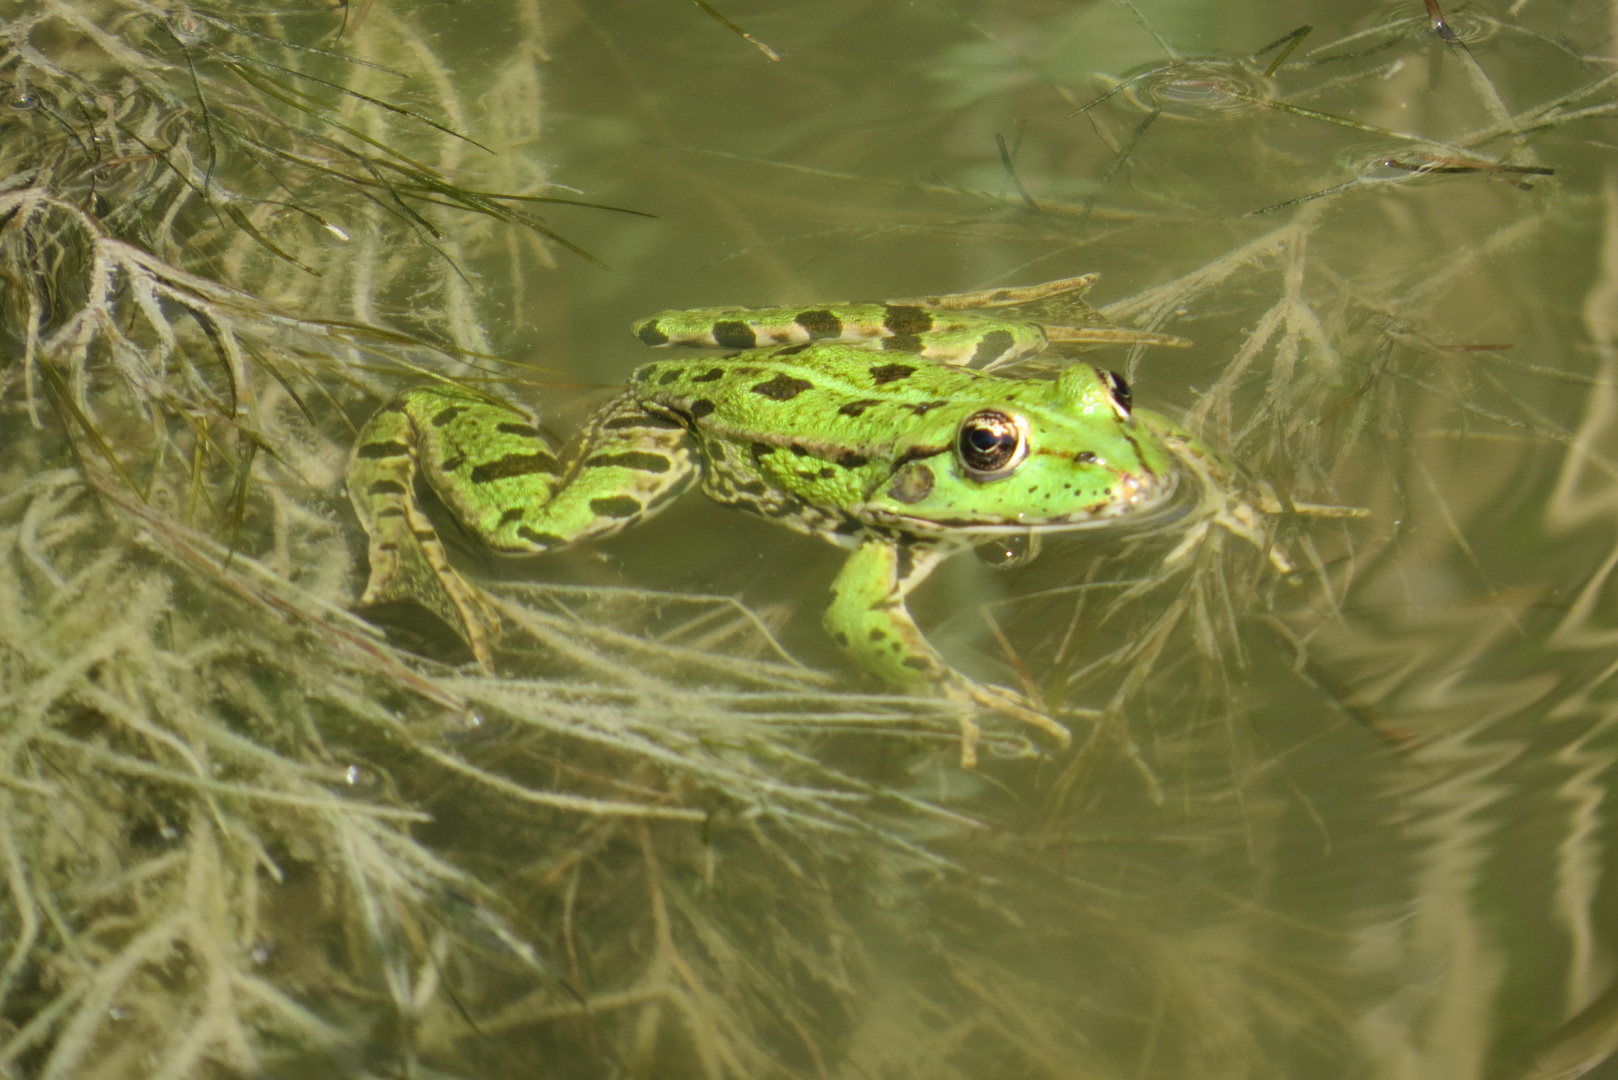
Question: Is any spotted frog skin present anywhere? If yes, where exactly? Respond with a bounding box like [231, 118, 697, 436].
[350, 274, 1193, 766]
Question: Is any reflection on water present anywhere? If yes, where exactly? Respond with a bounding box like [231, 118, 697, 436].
[5, 0, 1618, 1076]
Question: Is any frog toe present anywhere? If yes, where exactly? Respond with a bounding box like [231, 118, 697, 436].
[940, 678, 1072, 767]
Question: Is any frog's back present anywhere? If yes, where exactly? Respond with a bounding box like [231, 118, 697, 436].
[628, 343, 991, 454]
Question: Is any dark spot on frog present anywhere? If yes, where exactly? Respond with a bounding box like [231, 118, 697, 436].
[589, 496, 642, 518]
[817, 467, 836, 479]
[689, 367, 726, 383]
[893, 445, 948, 467]
[659, 369, 682, 385]
[970, 329, 1016, 366]
[498, 507, 524, 524]
[789, 444, 812, 457]
[496, 421, 541, 438]
[771, 332, 793, 343]
[636, 321, 669, 346]
[887, 463, 933, 504]
[834, 515, 863, 536]
[883, 305, 933, 335]
[712, 320, 757, 349]
[430, 406, 466, 427]
[752, 373, 815, 401]
[832, 630, 850, 647]
[796, 308, 844, 339]
[774, 343, 813, 357]
[604, 413, 684, 430]
[882, 334, 924, 354]
[366, 479, 407, 495]
[469, 451, 562, 483]
[901, 657, 932, 671]
[836, 451, 869, 469]
[910, 400, 947, 416]
[688, 399, 715, 418]
[868, 627, 886, 641]
[869, 363, 916, 386]
[838, 399, 882, 417]
[734, 480, 767, 496]
[751, 442, 776, 456]
[585, 451, 672, 473]
[356, 440, 410, 460]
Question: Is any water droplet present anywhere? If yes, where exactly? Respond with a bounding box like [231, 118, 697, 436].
[975, 533, 1043, 570]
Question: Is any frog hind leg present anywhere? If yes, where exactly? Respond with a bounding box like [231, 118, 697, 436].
[823, 538, 1072, 768]
[349, 386, 698, 667]
[349, 398, 501, 665]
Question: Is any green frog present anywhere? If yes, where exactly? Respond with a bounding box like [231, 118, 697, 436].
[349, 274, 1201, 767]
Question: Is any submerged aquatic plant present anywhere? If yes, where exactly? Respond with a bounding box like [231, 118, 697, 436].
[6, 0, 1618, 1077]
[0, 0, 979, 1075]
[0, 3, 1207, 1076]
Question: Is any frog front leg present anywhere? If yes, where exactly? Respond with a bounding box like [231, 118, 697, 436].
[349, 386, 697, 667]
[824, 538, 1072, 768]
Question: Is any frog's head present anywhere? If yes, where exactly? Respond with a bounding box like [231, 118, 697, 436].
[861, 364, 1180, 535]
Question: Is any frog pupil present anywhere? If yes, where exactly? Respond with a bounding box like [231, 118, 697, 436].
[957, 410, 1023, 476]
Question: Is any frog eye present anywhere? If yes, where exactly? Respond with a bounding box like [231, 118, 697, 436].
[956, 410, 1027, 479]
[1102, 371, 1132, 418]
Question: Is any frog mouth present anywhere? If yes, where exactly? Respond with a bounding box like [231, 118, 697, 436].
[868, 470, 1187, 535]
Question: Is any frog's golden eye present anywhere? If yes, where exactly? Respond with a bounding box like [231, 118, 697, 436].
[1102, 370, 1132, 418]
[957, 410, 1027, 479]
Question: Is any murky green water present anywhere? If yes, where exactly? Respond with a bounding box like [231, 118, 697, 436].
[494, 2, 1618, 1077]
[6, 0, 1618, 1077]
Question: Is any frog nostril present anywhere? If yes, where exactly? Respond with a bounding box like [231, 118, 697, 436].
[1075, 451, 1098, 464]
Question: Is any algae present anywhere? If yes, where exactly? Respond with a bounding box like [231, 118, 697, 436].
[3, 1, 1618, 1077]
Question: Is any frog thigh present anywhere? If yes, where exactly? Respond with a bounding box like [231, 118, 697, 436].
[406, 388, 698, 553]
